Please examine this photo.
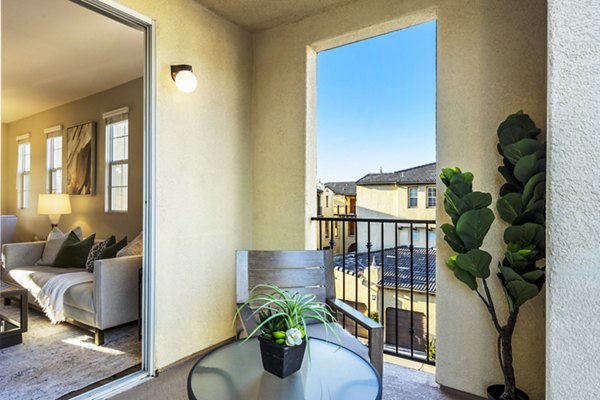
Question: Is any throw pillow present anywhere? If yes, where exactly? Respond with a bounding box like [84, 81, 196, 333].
[117, 232, 143, 257]
[36, 227, 83, 266]
[85, 236, 116, 272]
[53, 233, 96, 268]
[99, 236, 128, 259]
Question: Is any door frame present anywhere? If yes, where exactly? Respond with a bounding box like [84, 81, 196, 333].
[68, 0, 157, 397]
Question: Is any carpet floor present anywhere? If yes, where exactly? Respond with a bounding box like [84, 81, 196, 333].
[0, 302, 141, 400]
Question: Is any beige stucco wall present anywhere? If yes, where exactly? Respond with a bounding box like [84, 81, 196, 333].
[547, 1, 600, 398]
[115, 0, 253, 369]
[2, 78, 143, 241]
[252, 0, 546, 398]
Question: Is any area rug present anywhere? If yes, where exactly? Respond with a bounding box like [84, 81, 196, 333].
[0, 302, 140, 400]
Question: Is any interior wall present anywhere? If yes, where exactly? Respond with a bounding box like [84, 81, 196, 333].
[2, 78, 143, 241]
[251, 0, 546, 398]
[1, 123, 7, 214]
[116, 0, 253, 369]
[547, 1, 600, 399]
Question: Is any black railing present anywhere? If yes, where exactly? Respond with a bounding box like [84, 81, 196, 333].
[312, 216, 436, 365]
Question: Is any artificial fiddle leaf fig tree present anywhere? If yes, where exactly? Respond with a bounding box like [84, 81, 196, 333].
[441, 111, 545, 400]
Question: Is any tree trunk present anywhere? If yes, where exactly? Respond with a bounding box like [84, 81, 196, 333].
[499, 310, 519, 400]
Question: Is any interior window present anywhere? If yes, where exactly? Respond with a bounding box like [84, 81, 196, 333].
[46, 132, 63, 193]
[104, 109, 129, 212]
[17, 140, 31, 209]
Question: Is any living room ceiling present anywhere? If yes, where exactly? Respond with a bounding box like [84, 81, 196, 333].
[1, 0, 144, 123]
[194, 0, 358, 32]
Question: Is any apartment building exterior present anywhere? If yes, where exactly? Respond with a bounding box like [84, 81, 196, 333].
[355, 163, 437, 251]
[317, 181, 357, 253]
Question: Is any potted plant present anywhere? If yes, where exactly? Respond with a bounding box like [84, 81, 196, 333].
[235, 284, 338, 379]
[440, 111, 545, 400]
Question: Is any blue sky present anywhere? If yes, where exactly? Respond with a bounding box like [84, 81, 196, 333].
[317, 20, 436, 183]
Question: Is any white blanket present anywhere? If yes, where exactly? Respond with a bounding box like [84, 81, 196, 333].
[37, 272, 93, 324]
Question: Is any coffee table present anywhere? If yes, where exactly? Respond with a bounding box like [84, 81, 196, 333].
[0, 282, 28, 349]
[187, 337, 381, 400]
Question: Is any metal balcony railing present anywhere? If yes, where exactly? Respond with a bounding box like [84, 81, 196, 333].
[312, 216, 436, 365]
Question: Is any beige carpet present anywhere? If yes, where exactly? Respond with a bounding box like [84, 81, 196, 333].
[0, 302, 141, 400]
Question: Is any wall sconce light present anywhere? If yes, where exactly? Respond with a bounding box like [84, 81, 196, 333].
[171, 64, 197, 93]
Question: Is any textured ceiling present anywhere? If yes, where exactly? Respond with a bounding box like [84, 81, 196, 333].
[2, 0, 144, 123]
[194, 0, 358, 32]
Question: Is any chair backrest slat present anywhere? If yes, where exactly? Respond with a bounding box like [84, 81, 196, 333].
[236, 250, 334, 304]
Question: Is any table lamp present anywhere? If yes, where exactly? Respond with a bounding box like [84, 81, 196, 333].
[38, 194, 71, 228]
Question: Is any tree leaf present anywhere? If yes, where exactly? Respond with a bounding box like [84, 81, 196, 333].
[506, 279, 539, 308]
[522, 172, 546, 205]
[456, 208, 495, 250]
[455, 249, 492, 279]
[448, 172, 473, 197]
[522, 270, 545, 283]
[462, 191, 492, 210]
[504, 223, 545, 251]
[503, 138, 545, 165]
[514, 151, 546, 184]
[441, 224, 465, 253]
[496, 193, 523, 224]
[454, 268, 478, 291]
[444, 189, 467, 222]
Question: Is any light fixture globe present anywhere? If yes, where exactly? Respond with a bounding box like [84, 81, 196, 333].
[171, 65, 197, 93]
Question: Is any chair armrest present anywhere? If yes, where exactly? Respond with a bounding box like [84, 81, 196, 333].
[1, 242, 45, 272]
[327, 298, 384, 377]
[94, 255, 142, 329]
[327, 298, 381, 330]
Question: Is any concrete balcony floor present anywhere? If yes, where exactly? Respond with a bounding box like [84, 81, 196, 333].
[113, 352, 467, 399]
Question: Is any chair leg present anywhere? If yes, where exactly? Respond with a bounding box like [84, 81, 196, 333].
[94, 329, 104, 346]
[369, 325, 384, 378]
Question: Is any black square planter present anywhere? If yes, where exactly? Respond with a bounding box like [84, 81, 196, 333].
[258, 336, 306, 379]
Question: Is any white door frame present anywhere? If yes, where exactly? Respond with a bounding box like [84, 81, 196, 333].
[68, 0, 157, 397]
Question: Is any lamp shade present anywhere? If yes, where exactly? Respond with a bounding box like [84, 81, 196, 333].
[38, 194, 71, 216]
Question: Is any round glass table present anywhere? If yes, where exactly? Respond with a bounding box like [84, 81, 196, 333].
[187, 337, 381, 400]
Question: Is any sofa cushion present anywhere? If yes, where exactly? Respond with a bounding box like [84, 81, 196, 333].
[86, 236, 116, 272]
[117, 232, 142, 257]
[36, 227, 83, 266]
[100, 236, 127, 259]
[7, 266, 94, 313]
[53, 233, 96, 268]
[306, 322, 369, 361]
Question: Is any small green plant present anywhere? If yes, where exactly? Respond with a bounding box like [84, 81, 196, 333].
[234, 284, 338, 347]
[368, 310, 379, 323]
[427, 337, 436, 361]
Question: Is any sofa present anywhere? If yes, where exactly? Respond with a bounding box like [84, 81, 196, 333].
[1, 241, 141, 345]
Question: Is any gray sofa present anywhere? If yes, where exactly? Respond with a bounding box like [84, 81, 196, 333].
[1, 241, 141, 345]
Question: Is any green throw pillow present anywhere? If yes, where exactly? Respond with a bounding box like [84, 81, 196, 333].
[53, 233, 96, 268]
[99, 236, 128, 259]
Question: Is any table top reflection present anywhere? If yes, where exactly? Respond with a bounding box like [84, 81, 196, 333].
[187, 337, 381, 400]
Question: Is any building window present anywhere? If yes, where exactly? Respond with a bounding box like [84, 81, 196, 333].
[104, 107, 129, 212]
[412, 229, 420, 242]
[427, 186, 436, 208]
[17, 137, 31, 209]
[348, 221, 356, 236]
[408, 187, 418, 208]
[45, 125, 63, 193]
[326, 195, 329, 207]
[428, 230, 436, 246]
[324, 221, 330, 238]
[334, 222, 339, 237]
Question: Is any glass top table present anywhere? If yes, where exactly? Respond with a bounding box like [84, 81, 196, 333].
[187, 337, 381, 400]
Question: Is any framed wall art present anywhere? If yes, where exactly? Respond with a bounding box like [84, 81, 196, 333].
[66, 121, 96, 195]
